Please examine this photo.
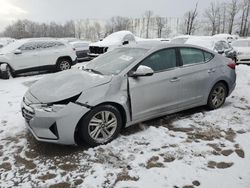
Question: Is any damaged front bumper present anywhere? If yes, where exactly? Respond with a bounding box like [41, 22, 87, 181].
[21, 95, 90, 145]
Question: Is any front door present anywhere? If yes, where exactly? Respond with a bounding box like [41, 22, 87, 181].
[128, 48, 183, 121]
[10, 42, 40, 70]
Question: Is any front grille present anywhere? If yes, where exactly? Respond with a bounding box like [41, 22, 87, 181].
[22, 107, 34, 122]
[22, 99, 35, 122]
[89, 46, 108, 54]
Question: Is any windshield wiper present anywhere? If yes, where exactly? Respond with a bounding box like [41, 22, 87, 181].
[83, 68, 103, 75]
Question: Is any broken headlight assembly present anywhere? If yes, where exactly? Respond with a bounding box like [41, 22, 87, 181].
[30, 104, 66, 113]
[29, 93, 81, 113]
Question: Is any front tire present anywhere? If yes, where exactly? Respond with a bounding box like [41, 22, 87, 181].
[207, 82, 227, 110]
[79, 105, 122, 147]
[0, 64, 13, 79]
[56, 58, 71, 71]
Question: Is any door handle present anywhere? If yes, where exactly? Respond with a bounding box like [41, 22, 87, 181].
[208, 69, 216, 73]
[170, 77, 180, 82]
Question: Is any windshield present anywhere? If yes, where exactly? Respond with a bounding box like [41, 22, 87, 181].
[85, 48, 148, 75]
[103, 32, 128, 42]
[170, 38, 188, 44]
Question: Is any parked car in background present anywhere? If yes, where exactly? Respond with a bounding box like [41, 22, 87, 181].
[88, 30, 136, 58]
[213, 34, 236, 43]
[0, 38, 77, 79]
[70, 41, 90, 62]
[231, 39, 250, 65]
[186, 36, 238, 62]
[170, 35, 191, 44]
[22, 43, 236, 146]
[0, 37, 15, 48]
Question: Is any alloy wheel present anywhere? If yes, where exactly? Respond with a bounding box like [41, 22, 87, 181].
[59, 61, 71, 71]
[211, 85, 226, 108]
[88, 111, 118, 143]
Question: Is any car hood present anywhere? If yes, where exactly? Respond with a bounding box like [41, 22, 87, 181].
[29, 69, 112, 104]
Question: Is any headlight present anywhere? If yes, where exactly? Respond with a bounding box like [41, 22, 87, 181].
[30, 104, 66, 113]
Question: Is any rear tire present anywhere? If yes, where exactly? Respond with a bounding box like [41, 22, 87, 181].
[78, 105, 122, 147]
[56, 58, 71, 71]
[207, 82, 227, 110]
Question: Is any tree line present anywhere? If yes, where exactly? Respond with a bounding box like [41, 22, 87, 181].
[1, 0, 250, 41]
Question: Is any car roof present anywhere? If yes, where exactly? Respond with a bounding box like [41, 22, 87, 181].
[126, 43, 216, 53]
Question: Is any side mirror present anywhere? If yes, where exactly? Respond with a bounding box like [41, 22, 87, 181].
[130, 65, 154, 77]
[122, 41, 129, 45]
[14, 49, 22, 55]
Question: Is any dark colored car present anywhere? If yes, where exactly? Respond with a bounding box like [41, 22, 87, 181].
[214, 40, 238, 62]
[70, 41, 91, 62]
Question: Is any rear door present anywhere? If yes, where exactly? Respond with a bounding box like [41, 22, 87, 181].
[38, 41, 65, 66]
[129, 48, 183, 121]
[178, 47, 213, 106]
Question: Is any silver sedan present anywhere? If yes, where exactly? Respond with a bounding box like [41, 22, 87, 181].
[22, 44, 236, 146]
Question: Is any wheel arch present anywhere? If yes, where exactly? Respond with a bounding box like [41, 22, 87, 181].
[212, 80, 229, 96]
[74, 101, 127, 145]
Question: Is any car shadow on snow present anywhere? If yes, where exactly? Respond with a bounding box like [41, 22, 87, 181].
[122, 101, 233, 136]
[25, 132, 88, 158]
[121, 106, 207, 136]
[24, 102, 233, 157]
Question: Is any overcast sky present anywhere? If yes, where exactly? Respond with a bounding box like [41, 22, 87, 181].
[0, 0, 229, 31]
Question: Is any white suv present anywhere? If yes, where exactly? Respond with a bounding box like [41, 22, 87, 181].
[0, 38, 77, 79]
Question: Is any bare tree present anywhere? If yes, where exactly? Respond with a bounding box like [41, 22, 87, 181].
[184, 2, 199, 35]
[155, 16, 166, 38]
[240, 0, 250, 36]
[144, 10, 153, 38]
[75, 20, 83, 39]
[221, 3, 227, 33]
[227, 0, 239, 34]
[64, 20, 76, 37]
[204, 2, 220, 35]
[94, 22, 102, 40]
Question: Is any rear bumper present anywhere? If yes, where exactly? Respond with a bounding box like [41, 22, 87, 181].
[228, 82, 236, 96]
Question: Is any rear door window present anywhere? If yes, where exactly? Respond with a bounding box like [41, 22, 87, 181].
[179, 48, 205, 65]
[204, 51, 214, 62]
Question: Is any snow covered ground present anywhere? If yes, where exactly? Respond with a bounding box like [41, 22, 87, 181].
[0, 65, 250, 188]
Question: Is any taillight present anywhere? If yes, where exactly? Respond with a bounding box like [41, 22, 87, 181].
[227, 61, 236, 70]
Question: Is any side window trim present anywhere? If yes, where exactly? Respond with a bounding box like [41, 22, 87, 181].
[203, 51, 215, 63]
